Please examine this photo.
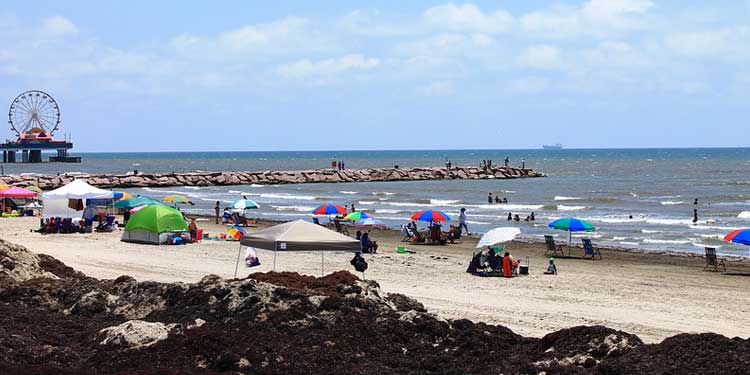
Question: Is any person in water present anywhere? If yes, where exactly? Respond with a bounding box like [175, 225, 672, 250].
[495, 195, 501, 203]
[694, 198, 699, 205]
[544, 258, 557, 275]
[530, 212, 535, 221]
[503, 197, 508, 204]
[693, 209, 699, 224]
[507, 212, 513, 221]
[488, 193, 493, 203]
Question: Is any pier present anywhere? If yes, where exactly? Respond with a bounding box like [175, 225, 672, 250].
[0, 166, 544, 190]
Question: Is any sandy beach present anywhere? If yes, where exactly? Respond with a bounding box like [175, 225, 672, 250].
[2, 216, 748, 344]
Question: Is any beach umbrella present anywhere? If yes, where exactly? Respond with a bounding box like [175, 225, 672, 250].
[724, 228, 750, 246]
[0, 186, 37, 198]
[0, 184, 7, 191]
[163, 194, 192, 205]
[548, 217, 595, 245]
[114, 191, 133, 201]
[354, 218, 386, 227]
[227, 225, 247, 239]
[411, 209, 452, 222]
[230, 199, 259, 210]
[25, 186, 43, 193]
[115, 196, 166, 209]
[312, 203, 347, 216]
[344, 211, 373, 221]
[476, 227, 521, 248]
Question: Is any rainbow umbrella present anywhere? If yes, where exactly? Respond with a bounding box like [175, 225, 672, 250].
[231, 199, 259, 210]
[163, 194, 192, 205]
[724, 228, 750, 246]
[227, 225, 247, 239]
[548, 217, 596, 245]
[354, 218, 386, 227]
[411, 209, 452, 222]
[25, 186, 43, 193]
[344, 211, 373, 221]
[116, 191, 134, 200]
[312, 203, 347, 216]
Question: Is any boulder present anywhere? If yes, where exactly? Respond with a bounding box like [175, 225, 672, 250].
[98, 320, 174, 349]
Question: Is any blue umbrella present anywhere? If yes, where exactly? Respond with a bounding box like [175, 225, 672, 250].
[231, 199, 260, 210]
[724, 228, 750, 245]
[548, 217, 596, 246]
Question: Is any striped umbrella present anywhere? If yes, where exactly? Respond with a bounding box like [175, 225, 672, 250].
[411, 209, 452, 222]
[724, 228, 750, 246]
[227, 225, 247, 239]
[312, 203, 347, 216]
[344, 211, 373, 221]
[548, 217, 596, 245]
[25, 186, 43, 193]
[163, 194, 192, 205]
[231, 199, 260, 210]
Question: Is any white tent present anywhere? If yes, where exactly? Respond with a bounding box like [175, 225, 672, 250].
[42, 179, 114, 219]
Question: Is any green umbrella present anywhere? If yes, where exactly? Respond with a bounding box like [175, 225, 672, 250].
[548, 217, 596, 246]
[344, 211, 373, 221]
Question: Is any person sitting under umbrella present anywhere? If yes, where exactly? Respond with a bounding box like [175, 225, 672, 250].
[360, 231, 378, 254]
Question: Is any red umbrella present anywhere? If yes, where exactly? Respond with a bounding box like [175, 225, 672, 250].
[0, 186, 37, 198]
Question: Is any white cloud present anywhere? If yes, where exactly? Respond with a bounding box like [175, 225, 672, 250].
[419, 81, 453, 96]
[276, 54, 380, 81]
[508, 76, 547, 94]
[520, 0, 653, 38]
[423, 3, 513, 34]
[517, 45, 564, 69]
[665, 27, 750, 60]
[42, 16, 78, 36]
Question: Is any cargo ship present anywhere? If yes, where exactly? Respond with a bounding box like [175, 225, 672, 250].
[542, 143, 563, 150]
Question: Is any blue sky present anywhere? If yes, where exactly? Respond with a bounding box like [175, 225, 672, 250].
[0, 1, 748, 151]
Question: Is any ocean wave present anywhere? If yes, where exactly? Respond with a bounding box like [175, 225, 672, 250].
[259, 212, 309, 217]
[340, 191, 358, 195]
[641, 229, 660, 234]
[643, 239, 691, 244]
[375, 209, 404, 214]
[589, 216, 646, 224]
[250, 184, 264, 187]
[739, 211, 750, 218]
[554, 196, 582, 201]
[430, 199, 461, 205]
[660, 201, 685, 205]
[466, 220, 491, 225]
[372, 192, 396, 196]
[270, 205, 315, 212]
[645, 218, 694, 225]
[260, 193, 317, 201]
[557, 205, 589, 211]
[459, 203, 544, 211]
[358, 201, 377, 205]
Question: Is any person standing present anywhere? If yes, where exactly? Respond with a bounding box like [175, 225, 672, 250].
[351, 203, 356, 212]
[693, 209, 699, 224]
[488, 193, 493, 203]
[504, 157, 509, 167]
[214, 201, 220, 224]
[458, 208, 470, 235]
[521, 158, 526, 169]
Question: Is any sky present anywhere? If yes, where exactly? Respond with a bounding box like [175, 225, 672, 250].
[0, 0, 748, 151]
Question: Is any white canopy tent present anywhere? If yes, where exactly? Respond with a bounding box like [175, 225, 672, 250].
[235, 219, 362, 277]
[41, 179, 115, 219]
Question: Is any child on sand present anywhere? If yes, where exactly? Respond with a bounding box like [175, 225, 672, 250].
[544, 258, 557, 275]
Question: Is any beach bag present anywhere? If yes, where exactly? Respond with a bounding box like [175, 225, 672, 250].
[350, 253, 368, 272]
[244, 247, 261, 267]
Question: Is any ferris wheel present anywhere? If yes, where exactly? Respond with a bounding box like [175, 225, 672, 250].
[7, 90, 61, 136]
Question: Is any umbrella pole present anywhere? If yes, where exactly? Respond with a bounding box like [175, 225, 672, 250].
[568, 231, 572, 256]
[273, 243, 278, 271]
[233, 244, 242, 279]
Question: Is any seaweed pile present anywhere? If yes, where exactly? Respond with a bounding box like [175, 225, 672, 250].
[0, 239, 748, 374]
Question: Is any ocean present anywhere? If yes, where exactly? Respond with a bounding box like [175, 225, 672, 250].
[7, 148, 750, 256]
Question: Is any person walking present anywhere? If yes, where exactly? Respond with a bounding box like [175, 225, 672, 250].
[214, 201, 220, 224]
[458, 208, 470, 235]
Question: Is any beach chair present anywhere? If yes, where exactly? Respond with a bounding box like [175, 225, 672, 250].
[703, 247, 726, 272]
[544, 235, 566, 257]
[447, 227, 462, 244]
[582, 238, 602, 260]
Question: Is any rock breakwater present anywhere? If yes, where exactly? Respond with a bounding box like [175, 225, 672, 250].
[1, 166, 544, 190]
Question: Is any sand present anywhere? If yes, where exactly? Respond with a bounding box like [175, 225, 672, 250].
[2, 216, 749, 343]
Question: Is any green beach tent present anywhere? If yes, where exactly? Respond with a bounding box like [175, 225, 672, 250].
[121, 205, 188, 245]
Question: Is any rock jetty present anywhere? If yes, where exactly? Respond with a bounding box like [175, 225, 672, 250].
[0, 166, 543, 190]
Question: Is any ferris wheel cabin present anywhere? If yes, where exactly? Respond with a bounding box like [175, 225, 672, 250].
[2, 90, 81, 163]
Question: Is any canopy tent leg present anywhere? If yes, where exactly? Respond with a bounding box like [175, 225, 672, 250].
[233, 244, 242, 279]
[273, 250, 277, 271]
[321, 252, 324, 276]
